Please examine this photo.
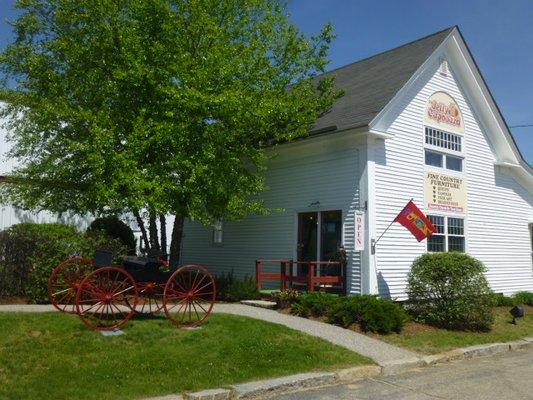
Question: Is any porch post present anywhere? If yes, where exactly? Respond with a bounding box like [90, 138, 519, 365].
[308, 262, 315, 292]
[255, 260, 261, 291]
[280, 261, 286, 291]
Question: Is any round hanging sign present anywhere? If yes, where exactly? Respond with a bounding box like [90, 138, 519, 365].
[424, 91, 464, 134]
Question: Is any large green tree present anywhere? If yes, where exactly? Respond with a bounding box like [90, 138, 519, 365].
[0, 0, 342, 263]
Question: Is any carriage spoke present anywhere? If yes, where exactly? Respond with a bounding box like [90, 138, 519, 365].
[52, 288, 71, 297]
[80, 300, 104, 314]
[191, 298, 209, 314]
[191, 274, 208, 293]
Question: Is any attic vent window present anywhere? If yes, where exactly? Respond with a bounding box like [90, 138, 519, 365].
[439, 59, 449, 76]
[425, 127, 462, 152]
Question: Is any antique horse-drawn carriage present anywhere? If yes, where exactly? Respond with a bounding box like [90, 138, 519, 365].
[48, 250, 216, 331]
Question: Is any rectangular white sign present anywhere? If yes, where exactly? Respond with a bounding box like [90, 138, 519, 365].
[355, 211, 365, 251]
[424, 171, 467, 214]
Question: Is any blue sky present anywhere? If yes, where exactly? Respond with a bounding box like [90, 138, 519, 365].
[1, 1, 531, 163]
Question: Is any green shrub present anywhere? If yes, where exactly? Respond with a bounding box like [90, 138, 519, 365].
[493, 292, 533, 307]
[88, 216, 136, 254]
[291, 292, 339, 318]
[326, 295, 407, 334]
[407, 253, 495, 331]
[513, 291, 533, 306]
[493, 293, 516, 307]
[215, 271, 260, 302]
[0, 223, 126, 303]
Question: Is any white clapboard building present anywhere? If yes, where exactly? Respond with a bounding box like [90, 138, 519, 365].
[180, 26, 533, 298]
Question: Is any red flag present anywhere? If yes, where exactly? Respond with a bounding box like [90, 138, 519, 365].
[394, 200, 436, 242]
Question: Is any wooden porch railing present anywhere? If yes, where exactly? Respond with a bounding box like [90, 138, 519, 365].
[255, 259, 346, 294]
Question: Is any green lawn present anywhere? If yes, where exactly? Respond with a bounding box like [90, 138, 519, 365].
[0, 312, 370, 400]
[376, 307, 533, 354]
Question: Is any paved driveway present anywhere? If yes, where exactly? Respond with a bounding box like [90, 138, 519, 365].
[271, 350, 533, 400]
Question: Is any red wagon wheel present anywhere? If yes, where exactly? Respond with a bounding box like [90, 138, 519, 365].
[75, 266, 138, 331]
[135, 282, 164, 314]
[48, 257, 93, 314]
[163, 264, 216, 328]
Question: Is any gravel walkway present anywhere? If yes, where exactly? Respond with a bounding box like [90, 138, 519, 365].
[0, 303, 420, 365]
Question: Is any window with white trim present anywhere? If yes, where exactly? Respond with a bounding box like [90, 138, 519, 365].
[424, 150, 463, 172]
[425, 127, 462, 152]
[212, 220, 223, 245]
[427, 215, 465, 252]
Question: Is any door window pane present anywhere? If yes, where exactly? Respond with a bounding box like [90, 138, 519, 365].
[298, 212, 318, 275]
[321, 210, 342, 261]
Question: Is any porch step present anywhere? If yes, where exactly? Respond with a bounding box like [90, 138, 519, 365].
[240, 300, 277, 309]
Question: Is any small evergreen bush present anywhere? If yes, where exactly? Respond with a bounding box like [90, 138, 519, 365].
[291, 292, 339, 318]
[326, 295, 407, 334]
[407, 252, 495, 331]
[0, 223, 126, 303]
[88, 216, 136, 254]
[215, 271, 260, 302]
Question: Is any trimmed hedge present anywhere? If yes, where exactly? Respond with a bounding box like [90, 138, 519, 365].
[325, 295, 407, 334]
[215, 271, 260, 302]
[0, 223, 126, 303]
[291, 292, 339, 318]
[407, 252, 495, 331]
[291, 292, 407, 334]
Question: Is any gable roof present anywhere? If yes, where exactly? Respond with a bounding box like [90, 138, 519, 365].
[311, 27, 455, 134]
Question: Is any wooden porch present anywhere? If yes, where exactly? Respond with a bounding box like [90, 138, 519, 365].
[255, 259, 346, 294]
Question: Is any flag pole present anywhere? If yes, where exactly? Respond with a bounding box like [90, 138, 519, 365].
[372, 198, 413, 254]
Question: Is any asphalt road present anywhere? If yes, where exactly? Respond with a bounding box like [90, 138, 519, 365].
[271, 350, 533, 400]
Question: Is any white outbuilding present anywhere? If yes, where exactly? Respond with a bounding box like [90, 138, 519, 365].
[180, 26, 533, 298]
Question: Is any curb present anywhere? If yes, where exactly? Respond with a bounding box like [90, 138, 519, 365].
[145, 337, 532, 400]
[229, 372, 336, 398]
[421, 338, 533, 366]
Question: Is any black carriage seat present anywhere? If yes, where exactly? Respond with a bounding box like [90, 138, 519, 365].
[93, 248, 115, 267]
[146, 248, 168, 262]
[122, 254, 171, 283]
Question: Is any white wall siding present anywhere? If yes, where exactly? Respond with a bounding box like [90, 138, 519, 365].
[374, 60, 533, 299]
[0, 115, 92, 231]
[181, 133, 364, 294]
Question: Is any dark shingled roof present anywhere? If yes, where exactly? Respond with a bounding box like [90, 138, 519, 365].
[311, 27, 455, 133]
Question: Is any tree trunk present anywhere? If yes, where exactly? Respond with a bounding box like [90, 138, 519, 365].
[148, 212, 160, 251]
[170, 214, 184, 267]
[133, 209, 149, 252]
[159, 214, 167, 254]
